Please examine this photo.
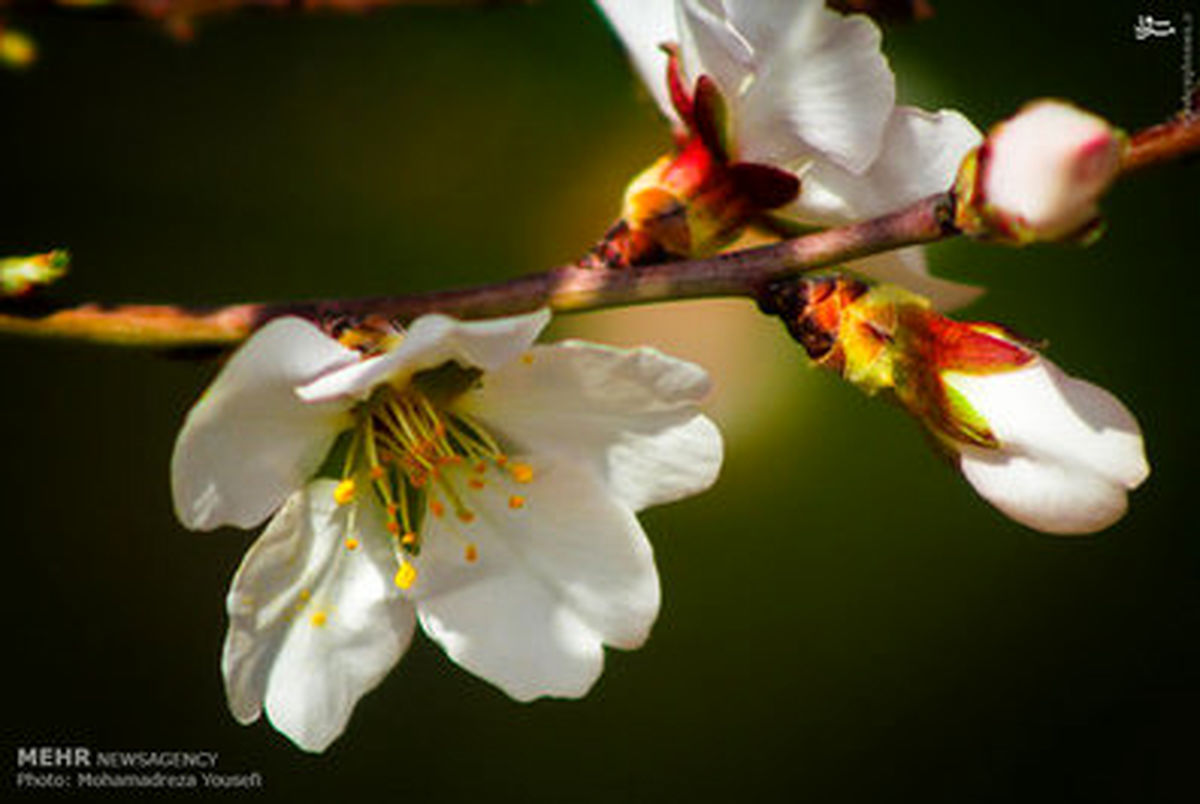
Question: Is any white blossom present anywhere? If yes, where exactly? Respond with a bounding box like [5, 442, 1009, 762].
[172, 310, 722, 751]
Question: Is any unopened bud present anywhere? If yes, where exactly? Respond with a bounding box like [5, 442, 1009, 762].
[954, 100, 1125, 244]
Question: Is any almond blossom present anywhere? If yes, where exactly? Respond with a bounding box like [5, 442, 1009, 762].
[172, 309, 722, 751]
[595, 0, 982, 309]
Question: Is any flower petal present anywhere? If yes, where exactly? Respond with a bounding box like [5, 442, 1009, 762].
[737, 5, 894, 172]
[677, 0, 756, 101]
[457, 340, 723, 512]
[594, 0, 681, 123]
[223, 480, 416, 752]
[946, 359, 1149, 534]
[791, 106, 981, 223]
[847, 247, 983, 312]
[298, 309, 551, 404]
[172, 317, 358, 531]
[414, 458, 660, 701]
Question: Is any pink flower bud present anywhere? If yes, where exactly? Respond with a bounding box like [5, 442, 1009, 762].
[957, 100, 1125, 242]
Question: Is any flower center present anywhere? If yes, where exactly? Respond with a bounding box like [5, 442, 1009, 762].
[330, 364, 532, 590]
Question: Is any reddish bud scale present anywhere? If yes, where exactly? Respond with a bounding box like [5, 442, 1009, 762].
[762, 276, 871, 374]
[892, 307, 1036, 448]
[590, 54, 799, 268]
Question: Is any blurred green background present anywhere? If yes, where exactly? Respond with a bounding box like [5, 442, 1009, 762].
[2, 1, 1197, 801]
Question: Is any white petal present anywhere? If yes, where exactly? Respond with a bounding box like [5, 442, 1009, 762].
[298, 309, 550, 404]
[737, 6, 894, 172]
[791, 107, 981, 223]
[456, 340, 723, 512]
[414, 458, 660, 701]
[594, 0, 680, 123]
[946, 359, 1149, 534]
[847, 247, 983, 312]
[171, 318, 358, 531]
[223, 480, 416, 752]
[958, 448, 1132, 535]
[723, 0, 821, 56]
[677, 0, 756, 100]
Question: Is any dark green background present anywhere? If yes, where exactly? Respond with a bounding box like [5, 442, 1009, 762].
[2, 1, 1197, 801]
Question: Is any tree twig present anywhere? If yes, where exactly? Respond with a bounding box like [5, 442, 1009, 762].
[0, 112, 1194, 351]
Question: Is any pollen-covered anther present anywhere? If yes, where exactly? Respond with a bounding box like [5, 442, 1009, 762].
[508, 495, 525, 510]
[386, 520, 401, 536]
[509, 463, 534, 484]
[394, 562, 417, 590]
[401, 532, 418, 547]
[310, 611, 328, 627]
[333, 478, 357, 505]
[468, 477, 485, 490]
[368, 465, 386, 481]
[344, 537, 359, 551]
[430, 499, 445, 518]
[457, 509, 476, 524]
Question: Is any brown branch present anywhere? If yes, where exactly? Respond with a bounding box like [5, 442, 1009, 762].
[1121, 113, 1200, 174]
[0, 109, 1194, 352]
[0, 194, 954, 348]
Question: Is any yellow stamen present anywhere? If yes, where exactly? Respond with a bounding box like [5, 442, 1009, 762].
[464, 543, 478, 563]
[344, 537, 359, 551]
[401, 532, 418, 547]
[521, 352, 534, 365]
[457, 509, 476, 524]
[510, 463, 534, 484]
[394, 562, 418, 590]
[333, 478, 357, 505]
[508, 494, 526, 510]
[310, 611, 328, 627]
[430, 499, 445, 518]
[369, 465, 386, 481]
[468, 477, 485, 490]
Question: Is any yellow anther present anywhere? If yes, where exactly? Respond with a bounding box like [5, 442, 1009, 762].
[333, 478, 357, 505]
[299, 589, 312, 601]
[508, 495, 526, 510]
[457, 509, 476, 524]
[401, 532, 418, 547]
[430, 500, 445, 518]
[394, 562, 418, 590]
[345, 537, 360, 551]
[369, 465, 386, 481]
[464, 543, 478, 563]
[495, 454, 509, 467]
[521, 352, 534, 365]
[510, 463, 534, 484]
[468, 477, 485, 490]
[310, 611, 328, 627]
[473, 461, 488, 474]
